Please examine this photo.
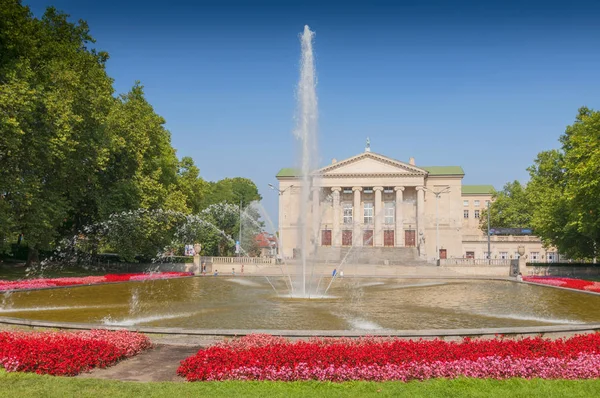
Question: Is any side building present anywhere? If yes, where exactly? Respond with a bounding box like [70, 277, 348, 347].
[275, 148, 553, 264]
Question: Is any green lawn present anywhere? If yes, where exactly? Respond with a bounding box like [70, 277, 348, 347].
[1, 370, 599, 397]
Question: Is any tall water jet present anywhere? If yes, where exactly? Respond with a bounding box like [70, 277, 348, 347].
[293, 25, 319, 297]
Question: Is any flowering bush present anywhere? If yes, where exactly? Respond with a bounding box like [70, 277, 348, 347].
[524, 276, 600, 293]
[177, 334, 600, 381]
[0, 272, 193, 292]
[0, 330, 152, 376]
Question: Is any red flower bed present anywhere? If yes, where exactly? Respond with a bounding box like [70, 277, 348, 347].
[177, 334, 600, 381]
[524, 276, 600, 293]
[0, 272, 193, 292]
[0, 330, 152, 376]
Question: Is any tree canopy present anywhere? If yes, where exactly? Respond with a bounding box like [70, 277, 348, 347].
[484, 107, 600, 260]
[0, 1, 263, 263]
[480, 181, 532, 230]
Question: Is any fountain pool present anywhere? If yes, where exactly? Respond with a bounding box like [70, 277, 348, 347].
[2, 277, 600, 332]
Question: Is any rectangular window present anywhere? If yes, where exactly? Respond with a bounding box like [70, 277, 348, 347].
[384, 187, 394, 193]
[342, 203, 353, 224]
[547, 252, 557, 262]
[363, 202, 374, 224]
[363, 187, 373, 194]
[463, 200, 469, 207]
[384, 202, 395, 224]
[466, 251, 475, 259]
[514, 252, 521, 259]
[463, 210, 469, 219]
[499, 251, 508, 259]
[484, 252, 490, 259]
[474, 210, 480, 218]
[530, 252, 540, 263]
[474, 200, 480, 207]
[485, 200, 490, 206]
[342, 187, 353, 194]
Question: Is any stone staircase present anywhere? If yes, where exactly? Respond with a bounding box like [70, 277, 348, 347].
[312, 246, 429, 266]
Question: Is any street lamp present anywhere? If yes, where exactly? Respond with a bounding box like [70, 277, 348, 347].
[423, 186, 450, 263]
[268, 183, 294, 195]
[268, 184, 294, 259]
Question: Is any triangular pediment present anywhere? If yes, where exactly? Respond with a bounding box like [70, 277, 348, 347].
[317, 152, 428, 176]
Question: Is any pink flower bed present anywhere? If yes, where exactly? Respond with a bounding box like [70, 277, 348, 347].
[177, 334, 600, 381]
[0, 330, 152, 376]
[524, 276, 600, 293]
[0, 272, 192, 292]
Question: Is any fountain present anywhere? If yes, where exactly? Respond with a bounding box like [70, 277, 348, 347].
[3, 26, 600, 337]
[293, 25, 319, 297]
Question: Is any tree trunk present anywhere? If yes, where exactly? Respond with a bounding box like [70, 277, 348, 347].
[26, 246, 39, 267]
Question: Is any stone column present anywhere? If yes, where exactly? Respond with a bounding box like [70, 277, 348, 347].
[416, 186, 426, 259]
[331, 187, 342, 247]
[352, 187, 362, 247]
[373, 186, 384, 246]
[394, 186, 405, 246]
[312, 187, 320, 246]
[192, 243, 202, 275]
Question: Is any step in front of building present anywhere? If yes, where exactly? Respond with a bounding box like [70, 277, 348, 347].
[311, 246, 426, 265]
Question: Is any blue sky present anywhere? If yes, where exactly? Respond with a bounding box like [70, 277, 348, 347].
[24, 0, 600, 226]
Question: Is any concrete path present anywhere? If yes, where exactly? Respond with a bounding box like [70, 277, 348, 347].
[77, 344, 201, 382]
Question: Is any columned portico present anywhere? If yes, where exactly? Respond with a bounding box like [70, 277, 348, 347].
[352, 186, 362, 247]
[276, 150, 465, 263]
[395, 186, 404, 246]
[331, 187, 342, 246]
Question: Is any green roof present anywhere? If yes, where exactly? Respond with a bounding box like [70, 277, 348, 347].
[462, 185, 495, 195]
[421, 166, 465, 176]
[276, 168, 300, 177]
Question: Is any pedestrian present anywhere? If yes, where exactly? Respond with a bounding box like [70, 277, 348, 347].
[516, 272, 523, 282]
[232, 267, 236, 276]
[214, 269, 218, 276]
[332, 268, 337, 277]
[202, 262, 206, 276]
[340, 270, 344, 278]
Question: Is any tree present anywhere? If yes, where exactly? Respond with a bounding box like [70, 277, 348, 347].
[0, 1, 266, 265]
[526, 150, 593, 259]
[527, 108, 600, 260]
[98, 83, 186, 218]
[176, 157, 208, 214]
[479, 181, 533, 232]
[0, 2, 115, 264]
[202, 177, 262, 208]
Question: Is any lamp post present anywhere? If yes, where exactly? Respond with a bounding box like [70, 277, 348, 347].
[268, 184, 294, 259]
[487, 200, 491, 265]
[423, 186, 450, 263]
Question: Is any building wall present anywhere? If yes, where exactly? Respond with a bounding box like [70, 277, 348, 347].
[460, 192, 556, 262]
[277, 152, 557, 263]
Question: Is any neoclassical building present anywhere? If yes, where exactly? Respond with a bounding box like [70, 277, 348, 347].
[275, 147, 553, 263]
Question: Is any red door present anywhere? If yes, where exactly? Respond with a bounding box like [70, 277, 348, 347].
[405, 230, 416, 247]
[321, 230, 332, 246]
[342, 230, 352, 246]
[384, 230, 394, 247]
[363, 230, 373, 246]
[439, 249, 447, 259]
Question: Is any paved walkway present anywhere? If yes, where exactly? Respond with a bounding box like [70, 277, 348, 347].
[77, 344, 201, 382]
